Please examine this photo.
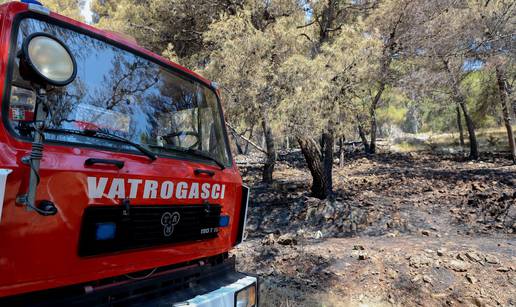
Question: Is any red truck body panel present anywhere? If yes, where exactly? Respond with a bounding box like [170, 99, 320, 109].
[0, 2, 244, 297]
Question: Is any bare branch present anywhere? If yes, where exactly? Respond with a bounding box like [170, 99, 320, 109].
[297, 19, 318, 29]
[299, 33, 314, 43]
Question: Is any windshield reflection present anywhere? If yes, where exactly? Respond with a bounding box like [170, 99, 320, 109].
[8, 18, 230, 166]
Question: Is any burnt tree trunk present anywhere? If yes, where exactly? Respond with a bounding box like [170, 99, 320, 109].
[357, 123, 370, 153]
[244, 124, 254, 155]
[456, 104, 465, 147]
[261, 108, 276, 183]
[233, 131, 244, 155]
[322, 131, 334, 198]
[459, 100, 479, 160]
[339, 136, 345, 168]
[369, 83, 385, 154]
[297, 136, 329, 199]
[496, 66, 516, 163]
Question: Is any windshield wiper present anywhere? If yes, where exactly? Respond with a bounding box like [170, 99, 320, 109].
[149, 144, 225, 170]
[45, 128, 157, 161]
[83, 129, 157, 161]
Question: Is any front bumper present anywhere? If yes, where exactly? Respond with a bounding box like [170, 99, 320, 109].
[1, 254, 258, 307]
[174, 276, 257, 307]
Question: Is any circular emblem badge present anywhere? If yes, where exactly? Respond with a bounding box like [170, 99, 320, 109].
[161, 212, 180, 237]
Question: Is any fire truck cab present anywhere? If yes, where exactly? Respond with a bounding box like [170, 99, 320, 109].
[0, 1, 256, 306]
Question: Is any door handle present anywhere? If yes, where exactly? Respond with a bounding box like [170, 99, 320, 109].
[85, 158, 124, 169]
[194, 169, 215, 177]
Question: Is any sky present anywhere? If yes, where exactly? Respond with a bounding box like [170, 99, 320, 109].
[80, 0, 93, 23]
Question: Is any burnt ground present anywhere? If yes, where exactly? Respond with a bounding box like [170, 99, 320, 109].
[232, 151, 516, 306]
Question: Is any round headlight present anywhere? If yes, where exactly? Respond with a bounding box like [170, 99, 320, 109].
[21, 32, 77, 87]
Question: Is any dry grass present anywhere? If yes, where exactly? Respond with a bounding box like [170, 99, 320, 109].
[391, 127, 513, 153]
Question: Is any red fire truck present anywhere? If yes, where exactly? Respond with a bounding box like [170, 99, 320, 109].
[0, 1, 256, 306]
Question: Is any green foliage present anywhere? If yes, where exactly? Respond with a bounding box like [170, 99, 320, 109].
[419, 98, 457, 133]
[461, 70, 501, 129]
[377, 105, 407, 126]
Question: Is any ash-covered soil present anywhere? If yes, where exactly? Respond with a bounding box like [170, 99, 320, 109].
[233, 151, 516, 306]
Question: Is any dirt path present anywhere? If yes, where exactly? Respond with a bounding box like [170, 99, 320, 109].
[234, 151, 516, 306]
[236, 234, 515, 306]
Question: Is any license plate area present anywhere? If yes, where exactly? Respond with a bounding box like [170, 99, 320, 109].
[79, 205, 221, 256]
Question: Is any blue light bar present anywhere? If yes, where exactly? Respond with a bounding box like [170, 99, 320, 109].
[219, 215, 230, 227]
[21, 0, 44, 5]
[95, 222, 116, 240]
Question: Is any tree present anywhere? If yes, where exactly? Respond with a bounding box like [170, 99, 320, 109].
[0, 0, 85, 20]
[495, 62, 516, 163]
[203, 1, 302, 183]
[274, 1, 380, 198]
[363, 0, 430, 154]
[47, 0, 86, 21]
[91, 0, 244, 63]
[466, 0, 515, 162]
[409, 0, 515, 160]
[443, 57, 480, 159]
[293, 0, 347, 198]
[399, 1, 481, 159]
[284, 0, 377, 198]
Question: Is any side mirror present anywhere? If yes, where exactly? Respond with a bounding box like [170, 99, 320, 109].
[19, 32, 77, 87]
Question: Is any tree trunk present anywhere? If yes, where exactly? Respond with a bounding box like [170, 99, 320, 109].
[459, 101, 479, 160]
[456, 104, 465, 147]
[369, 111, 378, 154]
[244, 125, 254, 154]
[233, 132, 244, 154]
[369, 84, 385, 154]
[322, 131, 334, 198]
[357, 123, 370, 153]
[443, 58, 478, 160]
[297, 136, 328, 199]
[339, 136, 345, 168]
[261, 108, 276, 183]
[496, 66, 516, 163]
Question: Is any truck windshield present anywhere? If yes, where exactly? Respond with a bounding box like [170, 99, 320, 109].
[7, 18, 231, 166]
